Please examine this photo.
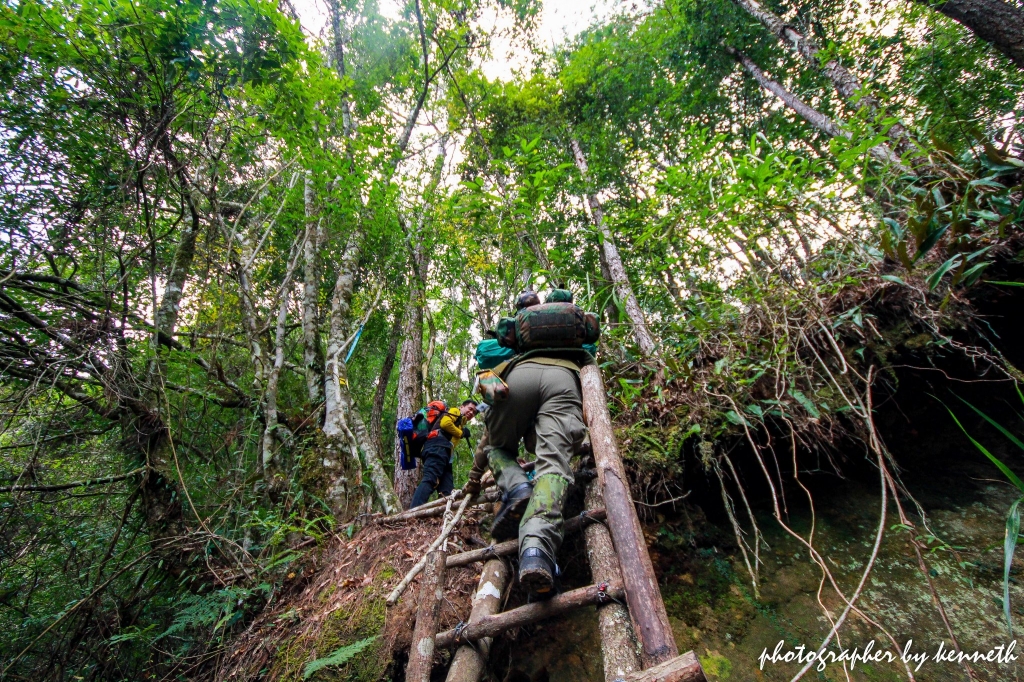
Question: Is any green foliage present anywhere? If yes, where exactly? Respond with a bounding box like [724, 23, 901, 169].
[944, 390, 1024, 634]
[302, 635, 379, 679]
[1, 0, 1022, 674]
[157, 584, 273, 644]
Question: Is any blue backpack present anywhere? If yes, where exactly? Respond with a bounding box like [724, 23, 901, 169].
[396, 401, 448, 470]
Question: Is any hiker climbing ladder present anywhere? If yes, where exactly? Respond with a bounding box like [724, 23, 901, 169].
[399, 364, 708, 682]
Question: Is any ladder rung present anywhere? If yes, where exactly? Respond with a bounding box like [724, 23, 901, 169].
[445, 509, 607, 568]
[434, 580, 624, 649]
[621, 651, 707, 682]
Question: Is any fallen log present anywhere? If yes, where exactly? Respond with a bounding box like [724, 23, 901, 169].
[405, 550, 447, 682]
[445, 509, 607, 568]
[435, 580, 625, 649]
[581, 363, 679, 667]
[445, 559, 509, 682]
[377, 484, 499, 522]
[584, 479, 641, 682]
[379, 489, 500, 523]
[622, 651, 707, 682]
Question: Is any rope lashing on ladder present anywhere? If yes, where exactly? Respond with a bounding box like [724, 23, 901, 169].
[579, 509, 608, 528]
[596, 581, 625, 607]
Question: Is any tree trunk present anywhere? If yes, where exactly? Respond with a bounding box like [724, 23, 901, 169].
[916, 0, 1024, 70]
[143, 132, 202, 562]
[321, 235, 365, 518]
[302, 173, 324, 407]
[393, 245, 427, 508]
[584, 479, 642, 682]
[340, 363, 401, 514]
[153, 136, 202, 342]
[729, 0, 923, 160]
[261, 234, 303, 481]
[392, 141, 447, 508]
[370, 313, 403, 460]
[328, 0, 355, 137]
[570, 139, 659, 360]
[445, 559, 509, 682]
[724, 46, 913, 173]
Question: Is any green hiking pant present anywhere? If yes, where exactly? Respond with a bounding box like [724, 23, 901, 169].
[485, 362, 585, 562]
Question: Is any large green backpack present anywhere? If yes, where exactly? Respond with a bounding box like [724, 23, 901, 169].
[495, 302, 600, 352]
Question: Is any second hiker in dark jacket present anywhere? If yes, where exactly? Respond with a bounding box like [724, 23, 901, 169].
[410, 400, 478, 508]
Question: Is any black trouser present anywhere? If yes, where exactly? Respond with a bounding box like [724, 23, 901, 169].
[411, 443, 454, 508]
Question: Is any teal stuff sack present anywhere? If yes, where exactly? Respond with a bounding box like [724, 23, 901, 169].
[475, 339, 516, 370]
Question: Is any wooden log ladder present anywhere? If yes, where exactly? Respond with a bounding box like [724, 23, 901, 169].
[399, 364, 708, 682]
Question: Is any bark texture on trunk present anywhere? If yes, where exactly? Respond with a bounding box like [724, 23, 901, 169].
[580, 364, 678, 667]
[341, 363, 401, 514]
[584, 480, 642, 682]
[444, 559, 508, 682]
[570, 139, 659, 359]
[301, 173, 324, 407]
[918, 0, 1024, 70]
[393, 246, 427, 508]
[318, 234, 365, 517]
[393, 141, 447, 508]
[725, 46, 912, 173]
[261, 235, 302, 479]
[370, 313, 403, 458]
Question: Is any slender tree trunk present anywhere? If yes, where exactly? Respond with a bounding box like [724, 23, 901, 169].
[217, 216, 269, 392]
[222, 215, 301, 481]
[570, 139, 659, 360]
[394, 243, 428, 509]
[392, 141, 447, 508]
[263, 283, 293, 478]
[596, 248, 620, 327]
[370, 313, 402, 458]
[340, 376, 401, 514]
[323, 236, 360, 442]
[142, 133, 202, 563]
[915, 0, 1024, 70]
[320, 233, 366, 517]
[302, 173, 324, 407]
[724, 46, 913, 173]
[153, 138, 202, 342]
[729, 0, 923, 161]
[329, 0, 355, 138]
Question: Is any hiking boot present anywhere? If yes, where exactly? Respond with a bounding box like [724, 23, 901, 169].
[490, 482, 533, 541]
[519, 547, 557, 599]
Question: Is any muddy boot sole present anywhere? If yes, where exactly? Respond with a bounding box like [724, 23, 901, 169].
[519, 548, 556, 600]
